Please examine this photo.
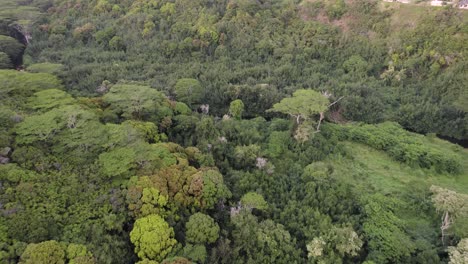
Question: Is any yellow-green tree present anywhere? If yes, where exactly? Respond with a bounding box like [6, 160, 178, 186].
[19, 240, 66, 264]
[268, 89, 329, 125]
[130, 214, 177, 262]
[229, 99, 244, 120]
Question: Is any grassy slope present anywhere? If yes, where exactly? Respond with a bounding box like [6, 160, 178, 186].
[328, 138, 467, 242]
[380, 1, 468, 32]
[331, 141, 468, 195]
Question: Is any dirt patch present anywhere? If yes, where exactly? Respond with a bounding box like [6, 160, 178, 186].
[297, 0, 357, 33]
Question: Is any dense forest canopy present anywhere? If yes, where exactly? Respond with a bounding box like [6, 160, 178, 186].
[0, 0, 467, 263]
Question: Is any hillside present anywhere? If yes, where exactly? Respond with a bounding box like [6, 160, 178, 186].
[0, 0, 467, 263]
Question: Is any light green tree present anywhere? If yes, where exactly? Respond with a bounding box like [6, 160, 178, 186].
[306, 226, 362, 263]
[0, 70, 62, 108]
[130, 214, 177, 262]
[430, 185, 468, 242]
[268, 89, 329, 125]
[103, 84, 165, 120]
[448, 238, 468, 264]
[174, 78, 204, 108]
[15, 106, 68, 144]
[28, 89, 75, 112]
[66, 244, 95, 264]
[97, 147, 136, 178]
[19, 240, 66, 264]
[229, 99, 244, 120]
[240, 192, 268, 211]
[363, 194, 415, 263]
[234, 145, 261, 167]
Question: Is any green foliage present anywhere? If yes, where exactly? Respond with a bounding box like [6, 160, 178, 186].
[234, 145, 261, 168]
[127, 176, 170, 218]
[185, 213, 220, 244]
[15, 106, 70, 144]
[343, 122, 462, 174]
[14, 104, 107, 163]
[229, 99, 244, 120]
[430, 186, 468, 238]
[0, 35, 24, 64]
[130, 214, 177, 262]
[174, 78, 204, 108]
[19, 240, 66, 264]
[181, 244, 206, 263]
[0, 70, 62, 108]
[326, 0, 347, 19]
[307, 226, 363, 263]
[109, 36, 125, 51]
[103, 84, 165, 120]
[173, 102, 191, 115]
[98, 147, 136, 178]
[268, 89, 329, 124]
[231, 212, 301, 263]
[448, 238, 468, 264]
[266, 131, 290, 158]
[161, 257, 192, 264]
[73, 23, 95, 42]
[1, 1, 467, 263]
[64, 244, 96, 264]
[240, 192, 268, 211]
[0, 51, 11, 68]
[343, 55, 368, 76]
[27, 63, 64, 74]
[200, 169, 232, 209]
[94, 27, 115, 45]
[362, 194, 415, 263]
[28, 89, 75, 111]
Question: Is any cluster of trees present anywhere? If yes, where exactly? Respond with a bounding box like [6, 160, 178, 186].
[1, 68, 466, 263]
[0, 0, 467, 263]
[11, 0, 464, 140]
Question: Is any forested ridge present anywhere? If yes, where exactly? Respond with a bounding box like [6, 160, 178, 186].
[0, 0, 467, 263]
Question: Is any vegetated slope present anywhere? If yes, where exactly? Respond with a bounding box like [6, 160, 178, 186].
[334, 141, 468, 194]
[1, 0, 468, 264]
[0, 71, 467, 263]
[14, 0, 467, 140]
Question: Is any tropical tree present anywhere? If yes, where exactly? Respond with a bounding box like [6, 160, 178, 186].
[229, 99, 244, 120]
[19, 240, 66, 264]
[231, 211, 301, 263]
[430, 185, 468, 242]
[130, 214, 177, 262]
[268, 89, 329, 126]
[103, 84, 165, 120]
[185, 213, 220, 244]
[448, 238, 468, 264]
[174, 79, 204, 109]
[240, 192, 268, 211]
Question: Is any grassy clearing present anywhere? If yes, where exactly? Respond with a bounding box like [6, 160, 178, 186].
[380, 2, 432, 31]
[330, 142, 468, 195]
